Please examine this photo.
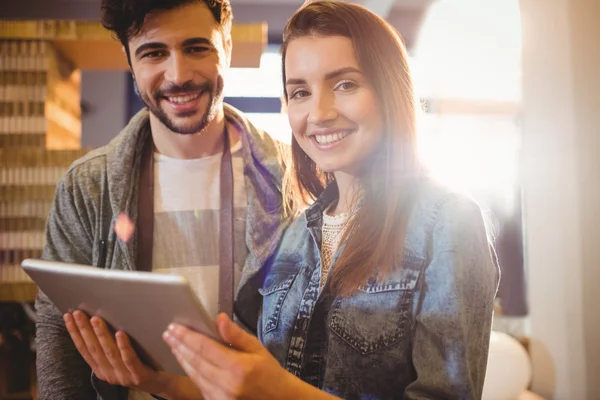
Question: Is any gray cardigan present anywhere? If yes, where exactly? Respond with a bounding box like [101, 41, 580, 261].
[34, 104, 289, 400]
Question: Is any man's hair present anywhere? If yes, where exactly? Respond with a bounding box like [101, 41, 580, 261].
[101, 0, 233, 61]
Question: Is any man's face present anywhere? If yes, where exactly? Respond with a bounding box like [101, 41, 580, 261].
[128, 2, 232, 135]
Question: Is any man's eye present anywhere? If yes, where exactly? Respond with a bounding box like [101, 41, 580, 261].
[187, 47, 210, 54]
[144, 51, 166, 59]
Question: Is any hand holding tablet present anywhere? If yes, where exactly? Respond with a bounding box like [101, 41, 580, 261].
[63, 310, 182, 394]
[22, 258, 221, 376]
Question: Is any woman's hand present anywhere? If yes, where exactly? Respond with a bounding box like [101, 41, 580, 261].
[64, 311, 200, 399]
[162, 313, 296, 400]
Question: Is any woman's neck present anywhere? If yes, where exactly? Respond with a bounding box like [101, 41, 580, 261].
[331, 171, 360, 215]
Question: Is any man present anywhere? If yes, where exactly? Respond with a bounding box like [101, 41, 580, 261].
[34, 0, 288, 399]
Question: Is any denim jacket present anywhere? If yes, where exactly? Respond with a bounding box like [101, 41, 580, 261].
[255, 179, 499, 400]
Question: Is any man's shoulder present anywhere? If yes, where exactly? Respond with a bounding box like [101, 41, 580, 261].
[67, 145, 108, 172]
[60, 126, 139, 195]
[245, 125, 290, 166]
[60, 145, 109, 189]
[224, 103, 289, 152]
[224, 103, 289, 182]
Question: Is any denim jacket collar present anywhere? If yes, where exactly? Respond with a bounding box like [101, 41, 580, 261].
[305, 182, 339, 247]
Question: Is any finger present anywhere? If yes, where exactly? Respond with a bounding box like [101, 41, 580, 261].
[115, 331, 149, 384]
[163, 324, 239, 370]
[216, 313, 262, 353]
[91, 317, 130, 380]
[63, 313, 99, 372]
[73, 311, 117, 382]
[171, 346, 228, 399]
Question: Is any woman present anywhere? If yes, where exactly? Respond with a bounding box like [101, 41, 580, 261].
[162, 1, 499, 399]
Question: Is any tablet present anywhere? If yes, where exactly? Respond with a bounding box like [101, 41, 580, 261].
[21, 258, 220, 376]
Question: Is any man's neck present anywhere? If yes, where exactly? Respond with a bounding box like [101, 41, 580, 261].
[149, 110, 230, 159]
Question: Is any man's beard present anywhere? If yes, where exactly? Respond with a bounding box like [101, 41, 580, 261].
[136, 77, 224, 135]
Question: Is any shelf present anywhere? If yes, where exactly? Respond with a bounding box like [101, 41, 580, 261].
[0, 20, 268, 69]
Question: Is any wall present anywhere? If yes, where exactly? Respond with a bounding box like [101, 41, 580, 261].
[569, 1, 600, 397]
[0, 0, 299, 44]
[80, 71, 128, 148]
[520, 0, 599, 398]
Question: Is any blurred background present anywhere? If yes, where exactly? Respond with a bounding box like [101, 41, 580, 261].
[0, 0, 598, 399]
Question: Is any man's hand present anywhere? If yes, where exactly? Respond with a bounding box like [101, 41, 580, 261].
[63, 311, 181, 397]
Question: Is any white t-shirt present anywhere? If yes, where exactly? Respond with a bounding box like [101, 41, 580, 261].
[129, 140, 247, 400]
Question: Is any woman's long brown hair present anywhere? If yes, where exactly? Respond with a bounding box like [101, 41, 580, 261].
[281, 1, 423, 296]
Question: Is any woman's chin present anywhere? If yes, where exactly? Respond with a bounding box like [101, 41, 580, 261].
[315, 162, 339, 174]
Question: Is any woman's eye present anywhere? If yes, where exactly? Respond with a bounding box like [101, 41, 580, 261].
[290, 90, 310, 99]
[338, 81, 357, 91]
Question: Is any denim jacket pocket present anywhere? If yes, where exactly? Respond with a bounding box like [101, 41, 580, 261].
[329, 256, 424, 355]
[258, 271, 298, 334]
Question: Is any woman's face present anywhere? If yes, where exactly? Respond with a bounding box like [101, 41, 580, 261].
[284, 35, 383, 175]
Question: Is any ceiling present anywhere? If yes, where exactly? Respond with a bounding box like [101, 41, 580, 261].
[0, 0, 433, 51]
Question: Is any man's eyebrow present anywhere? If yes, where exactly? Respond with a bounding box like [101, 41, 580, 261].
[134, 37, 215, 58]
[181, 37, 215, 47]
[134, 42, 167, 58]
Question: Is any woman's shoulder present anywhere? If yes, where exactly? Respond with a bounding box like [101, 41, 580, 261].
[411, 176, 485, 225]
[403, 176, 491, 256]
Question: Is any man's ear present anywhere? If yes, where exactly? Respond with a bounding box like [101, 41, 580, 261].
[132, 74, 140, 97]
[122, 45, 133, 70]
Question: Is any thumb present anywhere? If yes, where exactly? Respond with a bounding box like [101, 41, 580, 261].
[216, 313, 262, 353]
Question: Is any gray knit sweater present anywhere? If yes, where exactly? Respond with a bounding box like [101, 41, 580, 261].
[34, 104, 288, 400]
